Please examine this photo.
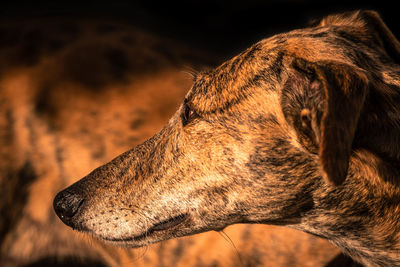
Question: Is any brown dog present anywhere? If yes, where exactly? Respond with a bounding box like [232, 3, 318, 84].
[0, 17, 343, 266]
[54, 10, 400, 266]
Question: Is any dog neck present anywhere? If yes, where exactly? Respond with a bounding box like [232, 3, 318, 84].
[300, 149, 400, 267]
[356, 74, 400, 163]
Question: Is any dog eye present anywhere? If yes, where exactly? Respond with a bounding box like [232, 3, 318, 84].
[181, 102, 198, 126]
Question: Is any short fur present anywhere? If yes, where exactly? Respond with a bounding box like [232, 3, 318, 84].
[0, 17, 341, 266]
[54, 10, 400, 266]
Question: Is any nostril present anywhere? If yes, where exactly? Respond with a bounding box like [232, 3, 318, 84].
[53, 190, 85, 226]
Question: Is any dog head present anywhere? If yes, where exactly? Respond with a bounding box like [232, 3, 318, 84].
[54, 10, 400, 248]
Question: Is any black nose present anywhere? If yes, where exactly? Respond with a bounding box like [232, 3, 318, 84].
[53, 189, 85, 228]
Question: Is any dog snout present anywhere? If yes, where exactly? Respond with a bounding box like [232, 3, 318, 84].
[53, 189, 85, 229]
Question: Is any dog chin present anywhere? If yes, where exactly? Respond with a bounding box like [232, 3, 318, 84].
[94, 213, 193, 247]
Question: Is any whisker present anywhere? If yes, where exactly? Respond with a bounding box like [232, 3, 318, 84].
[218, 230, 244, 267]
[181, 66, 199, 80]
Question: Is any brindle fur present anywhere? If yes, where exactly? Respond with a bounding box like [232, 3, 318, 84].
[54, 10, 400, 267]
[0, 17, 342, 266]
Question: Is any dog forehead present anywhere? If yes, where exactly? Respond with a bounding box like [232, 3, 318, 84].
[187, 44, 288, 114]
[186, 21, 370, 115]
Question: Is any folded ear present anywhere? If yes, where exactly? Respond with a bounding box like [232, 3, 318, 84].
[359, 10, 400, 63]
[316, 10, 400, 63]
[292, 59, 369, 186]
[317, 62, 368, 185]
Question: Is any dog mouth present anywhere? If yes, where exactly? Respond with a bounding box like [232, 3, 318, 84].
[149, 213, 188, 232]
[103, 213, 189, 242]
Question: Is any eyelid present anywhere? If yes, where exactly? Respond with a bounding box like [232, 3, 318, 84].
[181, 101, 199, 126]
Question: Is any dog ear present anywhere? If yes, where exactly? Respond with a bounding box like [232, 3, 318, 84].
[359, 10, 400, 63]
[292, 59, 368, 186]
[316, 10, 400, 64]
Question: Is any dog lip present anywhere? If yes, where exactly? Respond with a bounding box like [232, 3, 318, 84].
[149, 213, 187, 232]
[103, 213, 189, 242]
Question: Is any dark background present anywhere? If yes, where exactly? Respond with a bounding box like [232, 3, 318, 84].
[0, 0, 397, 61]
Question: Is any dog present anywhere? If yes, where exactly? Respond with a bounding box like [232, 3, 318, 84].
[0, 16, 343, 266]
[54, 10, 400, 267]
